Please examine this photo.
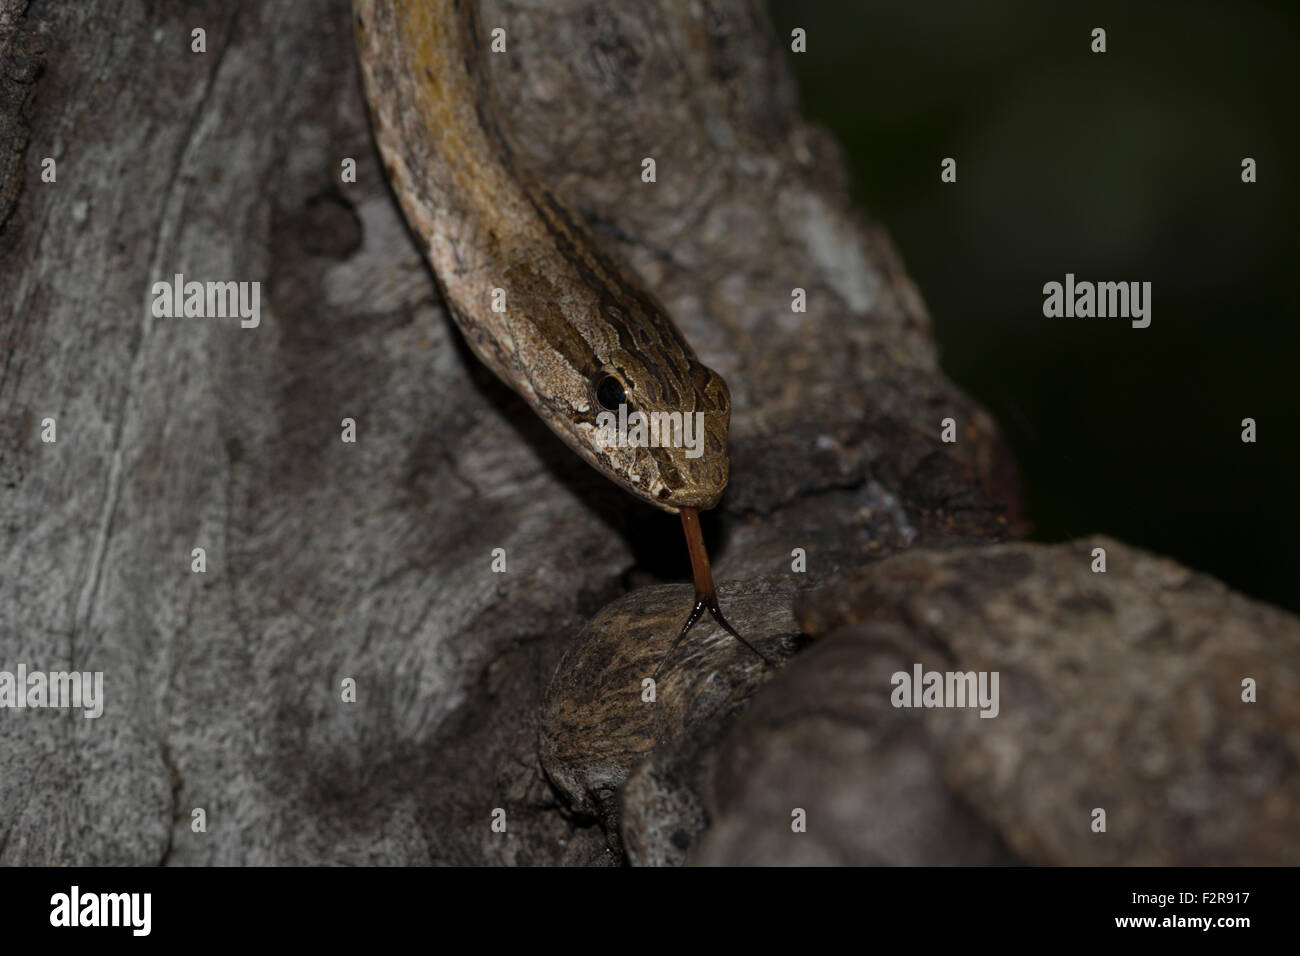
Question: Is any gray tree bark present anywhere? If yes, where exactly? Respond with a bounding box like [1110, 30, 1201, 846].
[1, 0, 1294, 865]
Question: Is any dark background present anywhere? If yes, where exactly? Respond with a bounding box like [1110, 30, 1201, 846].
[769, 0, 1299, 613]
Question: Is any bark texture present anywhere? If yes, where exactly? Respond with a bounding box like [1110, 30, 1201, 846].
[1, 0, 1292, 865]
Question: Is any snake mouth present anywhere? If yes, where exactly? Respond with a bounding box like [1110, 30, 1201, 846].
[651, 483, 725, 513]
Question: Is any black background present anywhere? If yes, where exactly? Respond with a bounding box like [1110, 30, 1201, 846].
[769, 0, 1298, 612]
[2, 865, 1279, 941]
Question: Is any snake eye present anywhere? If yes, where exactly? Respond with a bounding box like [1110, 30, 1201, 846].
[595, 374, 627, 411]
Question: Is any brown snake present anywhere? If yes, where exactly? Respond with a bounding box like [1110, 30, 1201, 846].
[352, 0, 772, 674]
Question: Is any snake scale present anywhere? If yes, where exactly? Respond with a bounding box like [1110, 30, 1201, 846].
[352, 0, 771, 672]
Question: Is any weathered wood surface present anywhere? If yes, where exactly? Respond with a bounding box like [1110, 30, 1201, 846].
[556, 538, 1297, 865]
[1, 0, 1292, 865]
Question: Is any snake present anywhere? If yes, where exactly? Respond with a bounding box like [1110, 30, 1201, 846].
[351, 0, 771, 674]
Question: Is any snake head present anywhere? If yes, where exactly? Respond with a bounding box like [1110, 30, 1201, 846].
[575, 353, 732, 513]
[482, 260, 735, 513]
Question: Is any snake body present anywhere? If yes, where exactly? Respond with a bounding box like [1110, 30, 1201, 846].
[352, 0, 731, 513]
[353, 0, 771, 669]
